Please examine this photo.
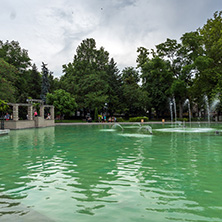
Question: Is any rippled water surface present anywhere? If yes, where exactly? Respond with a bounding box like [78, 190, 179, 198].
[1, 124, 222, 221]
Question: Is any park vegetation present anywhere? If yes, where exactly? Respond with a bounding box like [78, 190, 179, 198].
[0, 11, 222, 120]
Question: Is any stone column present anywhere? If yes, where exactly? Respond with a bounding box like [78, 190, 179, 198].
[50, 106, 54, 120]
[13, 105, 19, 121]
[40, 105, 44, 118]
[28, 105, 33, 120]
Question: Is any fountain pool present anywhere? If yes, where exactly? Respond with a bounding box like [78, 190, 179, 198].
[0, 124, 222, 221]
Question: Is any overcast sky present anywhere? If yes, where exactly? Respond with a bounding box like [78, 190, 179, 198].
[0, 0, 221, 77]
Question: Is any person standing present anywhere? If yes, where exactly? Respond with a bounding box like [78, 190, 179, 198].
[34, 111, 38, 117]
[5, 113, 10, 121]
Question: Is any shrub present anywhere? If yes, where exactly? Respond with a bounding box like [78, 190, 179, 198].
[116, 117, 124, 122]
[129, 116, 149, 122]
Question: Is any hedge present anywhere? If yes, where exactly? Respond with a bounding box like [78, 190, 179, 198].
[129, 117, 149, 122]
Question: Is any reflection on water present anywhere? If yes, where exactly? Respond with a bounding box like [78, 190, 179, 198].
[0, 125, 222, 221]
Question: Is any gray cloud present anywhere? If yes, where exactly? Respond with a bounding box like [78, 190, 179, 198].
[0, 0, 221, 77]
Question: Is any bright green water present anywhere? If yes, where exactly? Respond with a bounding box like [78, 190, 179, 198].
[0, 124, 222, 222]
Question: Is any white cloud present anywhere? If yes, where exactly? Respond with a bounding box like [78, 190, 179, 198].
[0, 0, 221, 77]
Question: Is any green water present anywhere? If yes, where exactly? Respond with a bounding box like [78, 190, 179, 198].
[0, 124, 222, 221]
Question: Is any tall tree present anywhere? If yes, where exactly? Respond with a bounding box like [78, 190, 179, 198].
[198, 11, 222, 98]
[41, 62, 50, 103]
[156, 38, 194, 118]
[200, 11, 222, 63]
[121, 67, 147, 117]
[28, 64, 42, 99]
[61, 38, 110, 116]
[137, 50, 173, 118]
[48, 71, 60, 93]
[105, 58, 122, 115]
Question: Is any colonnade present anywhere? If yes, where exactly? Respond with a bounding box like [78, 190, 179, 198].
[8, 103, 54, 121]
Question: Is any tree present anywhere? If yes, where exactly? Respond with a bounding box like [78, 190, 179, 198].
[185, 11, 222, 113]
[155, 37, 201, 118]
[197, 11, 222, 98]
[61, 38, 110, 116]
[156, 38, 181, 67]
[0, 77, 16, 102]
[138, 55, 173, 118]
[105, 58, 122, 115]
[121, 67, 147, 117]
[46, 89, 77, 118]
[28, 64, 42, 99]
[180, 31, 204, 62]
[0, 40, 31, 70]
[41, 62, 50, 102]
[200, 11, 222, 63]
[0, 40, 32, 103]
[156, 39, 185, 117]
[48, 71, 60, 93]
[0, 58, 17, 102]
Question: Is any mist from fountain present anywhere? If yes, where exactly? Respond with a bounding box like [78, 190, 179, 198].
[112, 123, 124, 131]
[204, 94, 220, 123]
[184, 99, 191, 124]
[204, 95, 210, 123]
[173, 97, 177, 122]
[210, 95, 220, 113]
[169, 99, 174, 124]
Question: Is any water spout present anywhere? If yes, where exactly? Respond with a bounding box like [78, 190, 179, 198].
[184, 99, 191, 124]
[139, 125, 153, 134]
[173, 97, 177, 122]
[210, 96, 220, 113]
[169, 99, 174, 124]
[112, 123, 124, 131]
[204, 95, 220, 123]
[204, 95, 210, 124]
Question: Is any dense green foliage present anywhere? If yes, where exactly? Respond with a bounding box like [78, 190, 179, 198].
[60, 38, 112, 114]
[0, 99, 9, 113]
[46, 89, 77, 118]
[1, 11, 222, 120]
[28, 64, 42, 99]
[0, 58, 17, 102]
